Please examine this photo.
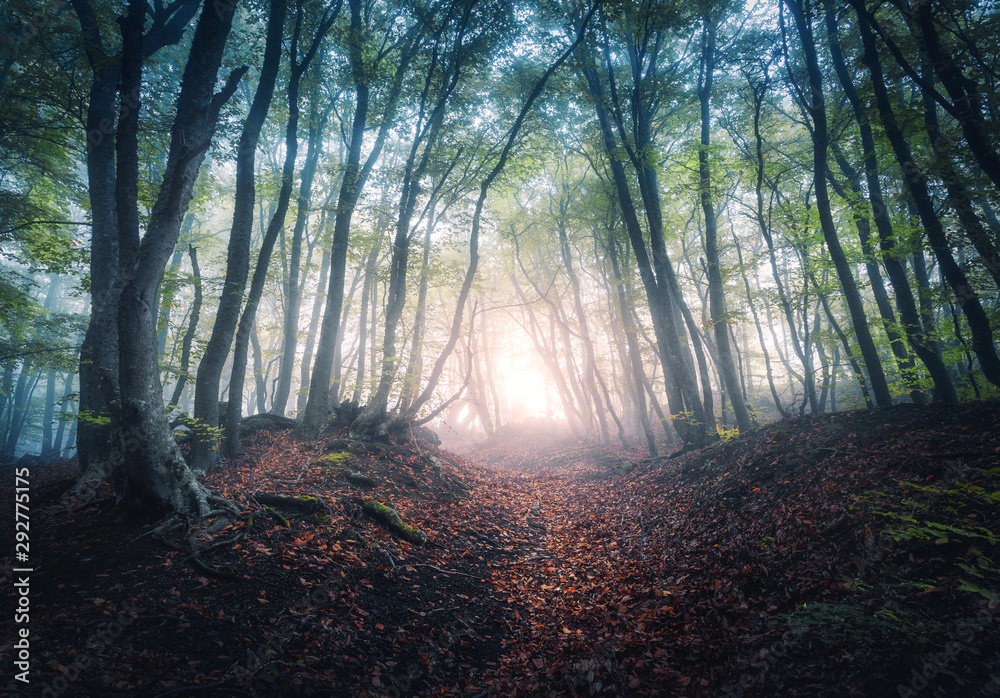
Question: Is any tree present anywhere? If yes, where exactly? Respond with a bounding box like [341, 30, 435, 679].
[783, 0, 893, 407]
[698, 9, 755, 432]
[351, 0, 516, 435]
[189, 0, 287, 471]
[79, 0, 244, 517]
[69, 0, 204, 495]
[580, 3, 712, 448]
[297, 0, 424, 435]
[852, 2, 1000, 389]
[223, 0, 342, 457]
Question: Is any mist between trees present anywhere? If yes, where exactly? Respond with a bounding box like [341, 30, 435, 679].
[1, 0, 998, 518]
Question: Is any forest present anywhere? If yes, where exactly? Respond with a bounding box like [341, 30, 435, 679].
[1, 0, 999, 695]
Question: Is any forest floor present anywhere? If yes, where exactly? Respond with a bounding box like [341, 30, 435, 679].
[2, 401, 1000, 697]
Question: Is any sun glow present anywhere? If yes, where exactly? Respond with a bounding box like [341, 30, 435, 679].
[495, 352, 556, 423]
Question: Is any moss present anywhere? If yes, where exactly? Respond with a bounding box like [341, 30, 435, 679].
[256, 493, 325, 514]
[263, 504, 290, 527]
[314, 451, 351, 466]
[361, 500, 427, 546]
[337, 528, 368, 548]
[306, 513, 329, 524]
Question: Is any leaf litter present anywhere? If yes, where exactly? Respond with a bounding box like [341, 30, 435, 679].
[2, 401, 998, 696]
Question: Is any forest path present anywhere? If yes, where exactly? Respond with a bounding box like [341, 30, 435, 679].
[454, 436, 683, 696]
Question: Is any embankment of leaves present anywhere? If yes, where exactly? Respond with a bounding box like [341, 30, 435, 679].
[468, 401, 1000, 697]
[0, 427, 530, 697]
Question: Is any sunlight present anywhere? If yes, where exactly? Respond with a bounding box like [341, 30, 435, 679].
[496, 356, 554, 422]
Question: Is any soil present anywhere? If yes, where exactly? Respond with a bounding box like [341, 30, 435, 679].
[2, 401, 999, 697]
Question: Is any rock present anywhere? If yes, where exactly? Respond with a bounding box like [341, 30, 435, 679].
[342, 471, 377, 489]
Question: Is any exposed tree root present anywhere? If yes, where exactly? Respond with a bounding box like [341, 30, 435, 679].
[187, 555, 243, 581]
[61, 456, 114, 507]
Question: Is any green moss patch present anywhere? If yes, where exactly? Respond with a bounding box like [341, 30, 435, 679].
[360, 500, 427, 546]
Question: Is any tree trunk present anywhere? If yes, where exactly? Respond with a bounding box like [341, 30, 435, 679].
[157, 245, 185, 358]
[582, 63, 689, 445]
[224, 4, 339, 456]
[250, 320, 268, 414]
[113, 0, 242, 516]
[299, 0, 422, 435]
[826, 152, 924, 402]
[857, 8, 1000, 387]
[698, 15, 754, 433]
[399, 190, 437, 410]
[70, 0, 121, 477]
[608, 233, 657, 456]
[69, 0, 204, 497]
[3, 364, 40, 458]
[190, 0, 285, 468]
[785, 0, 892, 407]
[393, 12, 596, 423]
[52, 373, 76, 459]
[918, 63, 1000, 290]
[273, 96, 330, 415]
[557, 182, 611, 442]
[168, 245, 202, 408]
[511, 275, 587, 437]
[351, 238, 381, 405]
[824, 3, 956, 402]
[297, 219, 332, 414]
[907, 0, 1000, 195]
[732, 223, 786, 417]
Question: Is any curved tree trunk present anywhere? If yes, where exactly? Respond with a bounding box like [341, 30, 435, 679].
[381, 9, 597, 426]
[826, 153, 924, 403]
[824, 3, 956, 403]
[224, 3, 341, 455]
[190, 0, 285, 469]
[299, 0, 421, 435]
[114, 0, 243, 516]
